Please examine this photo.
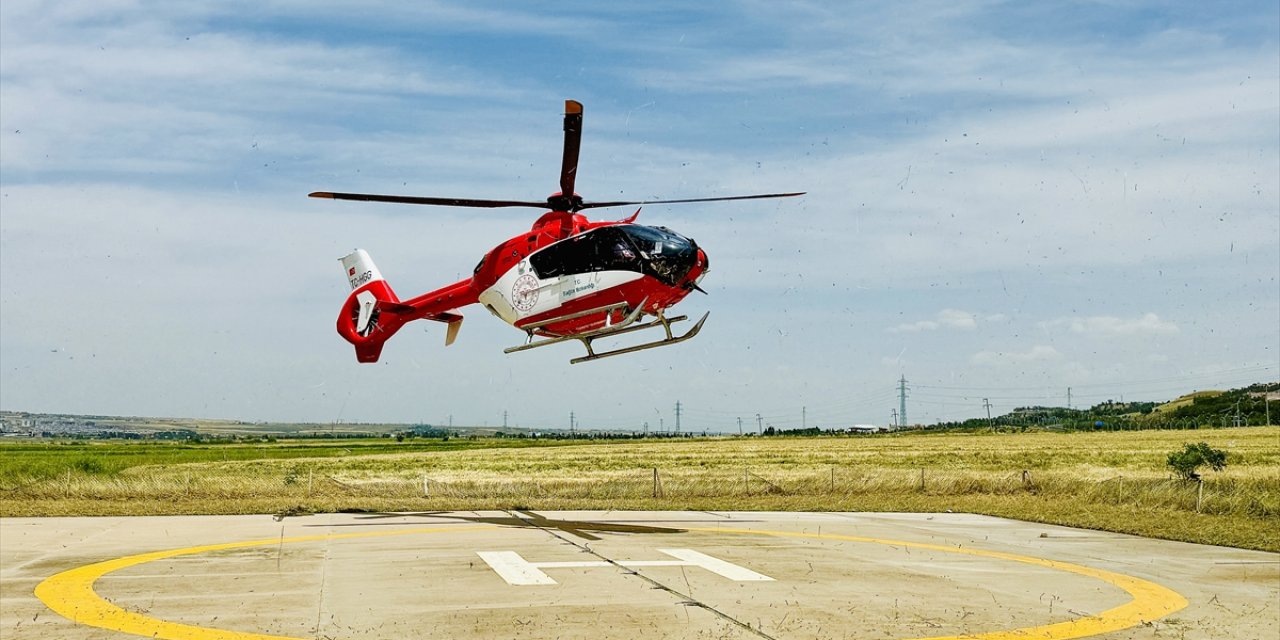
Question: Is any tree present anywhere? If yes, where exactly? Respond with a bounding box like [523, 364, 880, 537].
[1166, 442, 1227, 481]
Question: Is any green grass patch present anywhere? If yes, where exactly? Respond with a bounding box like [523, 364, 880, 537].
[0, 437, 579, 484]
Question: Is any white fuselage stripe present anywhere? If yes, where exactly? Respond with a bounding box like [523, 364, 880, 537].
[478, 263, 644, 325]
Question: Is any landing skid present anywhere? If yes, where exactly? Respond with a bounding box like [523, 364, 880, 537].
[505, 300, 709, 364]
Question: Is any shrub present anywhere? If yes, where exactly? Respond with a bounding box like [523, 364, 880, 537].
[1167, 442, 1227, 481]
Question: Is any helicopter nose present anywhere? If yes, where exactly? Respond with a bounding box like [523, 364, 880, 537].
[686, 247, 710, 293]
[679, 243, 707, 290]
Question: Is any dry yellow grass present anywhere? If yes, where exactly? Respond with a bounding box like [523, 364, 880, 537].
[2, 427, 1276, 551]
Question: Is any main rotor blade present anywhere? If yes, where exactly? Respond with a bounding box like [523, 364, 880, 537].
[560, 100, 583, 198]
[310, 192, 549, 209]
[578, 191, 806, 210]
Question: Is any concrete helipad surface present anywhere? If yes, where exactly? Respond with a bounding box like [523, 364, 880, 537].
[1, 511, 1276, 639]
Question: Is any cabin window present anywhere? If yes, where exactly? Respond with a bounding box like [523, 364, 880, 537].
[529, 226, 643, 279]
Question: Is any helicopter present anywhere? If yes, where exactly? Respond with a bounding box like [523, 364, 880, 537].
[313, 100, 802, 364]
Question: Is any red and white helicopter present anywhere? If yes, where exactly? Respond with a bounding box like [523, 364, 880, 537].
[313, 100, 802, 364]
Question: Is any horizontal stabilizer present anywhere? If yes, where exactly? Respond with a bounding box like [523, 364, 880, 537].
[378, 300, 417, 315]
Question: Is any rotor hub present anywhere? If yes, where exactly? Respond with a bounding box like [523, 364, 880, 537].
[546, 192, 584, 212]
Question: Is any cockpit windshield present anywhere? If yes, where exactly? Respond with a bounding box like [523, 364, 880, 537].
[619, 225, 697, 284]
[619, 225, 686, 255]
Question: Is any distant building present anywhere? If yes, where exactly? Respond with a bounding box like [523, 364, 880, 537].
[846, 424, 890, 433]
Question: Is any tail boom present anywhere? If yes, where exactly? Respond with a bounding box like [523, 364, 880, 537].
[336, 250, 475, 363]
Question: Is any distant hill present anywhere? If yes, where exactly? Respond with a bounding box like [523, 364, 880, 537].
[1149, 390, 1225, 415]
[931, 381, 1276, 431]
[1138, 383, 1278, 428]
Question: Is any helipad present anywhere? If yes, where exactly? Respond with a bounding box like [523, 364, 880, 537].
[2, 511, 1276, 639]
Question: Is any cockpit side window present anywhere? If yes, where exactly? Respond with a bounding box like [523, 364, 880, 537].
[529, 226, 643, 279]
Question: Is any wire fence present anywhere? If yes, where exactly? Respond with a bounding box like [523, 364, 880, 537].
[5, 466, 1275, 519]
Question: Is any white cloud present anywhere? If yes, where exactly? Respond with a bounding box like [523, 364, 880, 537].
[937, 309, 978, 329]
[971, 345, 1063, 366]
[889, 319, 941, 333]
[1040, 313, 1181, 337]
[889, 308, 1003, 332]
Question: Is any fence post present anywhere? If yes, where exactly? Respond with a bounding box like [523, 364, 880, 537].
[423, 475, 430, 497]
[652, 468, 661, 498]
[1196, 479, 1204, 513]
[919, 468, 926, 492]
[1022, 469, 1030, 489]
[830, 467, 835, 493]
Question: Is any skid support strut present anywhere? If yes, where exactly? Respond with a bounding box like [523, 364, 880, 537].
[504, 299, 708, 364]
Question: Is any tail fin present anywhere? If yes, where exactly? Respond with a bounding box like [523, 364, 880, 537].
[337, 249, 410, 363]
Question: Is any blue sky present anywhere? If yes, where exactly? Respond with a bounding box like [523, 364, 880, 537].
[1, 1, 1277, 430]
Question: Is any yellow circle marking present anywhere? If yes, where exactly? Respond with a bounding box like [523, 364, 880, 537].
[35, 521, 1188, 640]
[34, 526, 486, 640]
[688, 526, 1189, 640]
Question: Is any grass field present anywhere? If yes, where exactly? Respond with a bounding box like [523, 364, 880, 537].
[0, 437, 577, 481]
[1, 427, 1276, 552]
